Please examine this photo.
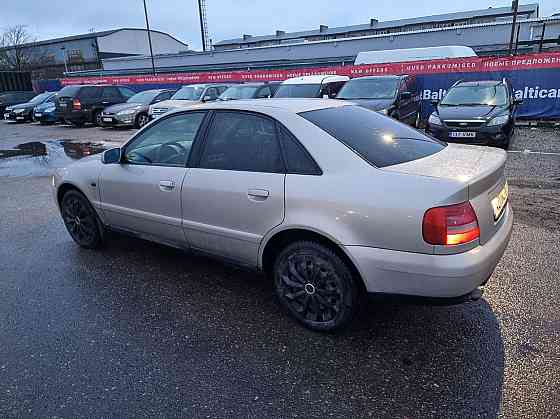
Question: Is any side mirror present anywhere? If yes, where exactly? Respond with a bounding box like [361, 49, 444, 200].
[202, 95, 216, 102]
[430, 99, 439, 107]
[102, 147, 121, 164]
[400, 91, 412, 100]
[514, 98, 523, 105]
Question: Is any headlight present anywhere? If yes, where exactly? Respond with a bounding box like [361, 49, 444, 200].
[487, 114, 509, 126]
[5, 107, 12, 112]
[14, 108, 25, 114]
[45, 106, 55, 113]
[428, 113, 442, 126]
[379, 108, 389, 115]
[117, 109, 137, 116]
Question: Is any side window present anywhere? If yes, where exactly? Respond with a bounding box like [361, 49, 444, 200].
[102, 87, 121, 100]
[256, 86, 272, 99]
[204, 87, 218, 100]
[217, 86, 228, 95]
[278, 126, 321, 175]
[80, 87, 101, 99]
[155, 91, 173, 102]
[124, 112, 206, 167]
[118, 87, 136, 98]
[199, 112, 284, 173]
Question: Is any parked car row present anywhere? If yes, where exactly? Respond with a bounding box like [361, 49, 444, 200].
[2, 75, 521, 149]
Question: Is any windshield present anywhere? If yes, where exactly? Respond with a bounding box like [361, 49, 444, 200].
[219, 86, 260, 100]
[29, 92, 52, 104]
[171, 86, 205, 101]
[127, 90, 159, 104]
[274, 84, 321, 98]
[300, 105, 446, 168]
[58, 85, 81, 97]
[441, 84, 508, 106]
[337, 78, 399, 100]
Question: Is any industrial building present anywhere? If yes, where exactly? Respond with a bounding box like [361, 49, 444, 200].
[74, 3, 560, 77]
[213, 3, 540, 50]
[0, 28, 189, 79]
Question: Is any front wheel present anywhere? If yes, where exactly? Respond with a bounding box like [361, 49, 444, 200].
[273, 241, 361, 332]
[61, 190, 104, 249]
[93, 111, 102, 126]
[135, 113, 150, 128]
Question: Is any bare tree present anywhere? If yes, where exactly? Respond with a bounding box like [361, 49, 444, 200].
[0, 25, 35, 70]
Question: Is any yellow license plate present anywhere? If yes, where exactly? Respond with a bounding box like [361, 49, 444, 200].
[491, 182, 509, 220]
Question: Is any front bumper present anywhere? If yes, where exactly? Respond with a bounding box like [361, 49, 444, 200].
[4, 111, 30, 121]
[100, 113, 136, 127]
[345, 204, 513, 298]
[34, 111, 58, 123]
[427, 122, 511, 146]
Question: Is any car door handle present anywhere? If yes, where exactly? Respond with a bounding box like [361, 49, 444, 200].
[159, 180, 175, 191]
[248, 189, 269, 200]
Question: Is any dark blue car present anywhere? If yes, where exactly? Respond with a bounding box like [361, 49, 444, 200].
[33, 93, 60, 124]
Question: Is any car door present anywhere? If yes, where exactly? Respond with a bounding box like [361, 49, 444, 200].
[398, 77, 416, 124]
[181, 110, 286, 266]
[99, 111, 207, 247]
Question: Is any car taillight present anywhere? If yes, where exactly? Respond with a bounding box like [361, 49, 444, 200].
[72, 99, 81, 110]
[422, 201, 480, 246]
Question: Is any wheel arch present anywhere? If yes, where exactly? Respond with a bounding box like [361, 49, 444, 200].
[56, 182, 88, 207]
[259, 226, 366, 292]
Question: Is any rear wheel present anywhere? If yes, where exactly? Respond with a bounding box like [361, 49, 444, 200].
[93, 111, 102, 126]
[60, 190, 104, 249]
[273, 241, 361, 332]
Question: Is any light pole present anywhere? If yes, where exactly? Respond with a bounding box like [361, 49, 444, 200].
[61, 46, 68, 74]
[143, 0, 156, 75]
[508, 0, 519, 55]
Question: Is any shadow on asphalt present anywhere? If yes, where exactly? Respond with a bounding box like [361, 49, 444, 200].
[68, 232, 505, 417]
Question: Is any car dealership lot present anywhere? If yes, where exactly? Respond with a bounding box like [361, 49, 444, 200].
[0, 121, 559, 417]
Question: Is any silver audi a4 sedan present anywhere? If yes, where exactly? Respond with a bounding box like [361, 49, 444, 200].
[53, 99, 513, 331]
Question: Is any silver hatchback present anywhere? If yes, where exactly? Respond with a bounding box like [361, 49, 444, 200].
[53, 99, 513, 331]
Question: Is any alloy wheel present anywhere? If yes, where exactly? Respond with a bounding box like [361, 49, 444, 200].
[61, 192, 100, 248]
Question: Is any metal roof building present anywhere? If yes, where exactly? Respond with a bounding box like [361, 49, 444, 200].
[72, 4, 560, 77]
[214, 4, 540, 50]
[0, 28, 189, 79]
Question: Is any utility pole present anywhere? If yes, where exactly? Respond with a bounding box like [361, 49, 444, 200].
[508, 0, 519, 55]
[143, 0, 157, 75]
[198, 0, 211, 51]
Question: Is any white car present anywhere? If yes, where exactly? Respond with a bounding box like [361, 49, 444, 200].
[148, 84, 231, 119]
[53, 99, 512, 331]
[274, 75, 349, 99]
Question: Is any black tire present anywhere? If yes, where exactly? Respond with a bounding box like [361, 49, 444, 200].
[60, 190, 105, 249]
[135, 113, 150, 129]
[273, 241, 361, 332]
[93, 110, 102, 127]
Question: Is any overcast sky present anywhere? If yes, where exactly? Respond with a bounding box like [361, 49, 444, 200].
[1, 1, 558, 50]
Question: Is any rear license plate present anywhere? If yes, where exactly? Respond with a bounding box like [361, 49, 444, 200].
[491, 182, 509, 220]
[16, 116, 24, 120]
[102, 117, 113, 123]
[35, 113, 42, 117]
[450, 132, 476, 138]
[60, 103, 67, 108]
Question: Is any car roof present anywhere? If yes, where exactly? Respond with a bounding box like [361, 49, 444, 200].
[281, 75, 350, 85]
[348, 75, 407, 81]
[228, 82, 280, 87]
[180, 98, 351, 114]
[455, 80, 504, 87]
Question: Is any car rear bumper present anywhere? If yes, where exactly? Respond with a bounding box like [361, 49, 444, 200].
[426, 123, 511, 146]
[345, 204, 513, 298]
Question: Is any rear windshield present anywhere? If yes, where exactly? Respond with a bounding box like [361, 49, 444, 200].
[219, 85, 259, 100]
[57, 85, 81, 97]
[274, 84, 321, 98]
[300, 106, 446, 168]
[172, 86, 205, 101]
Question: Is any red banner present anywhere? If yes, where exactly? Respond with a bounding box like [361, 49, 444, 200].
[61, 51, 560, 86]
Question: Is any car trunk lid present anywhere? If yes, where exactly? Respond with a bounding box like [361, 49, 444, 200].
[384, 143, 508, 245]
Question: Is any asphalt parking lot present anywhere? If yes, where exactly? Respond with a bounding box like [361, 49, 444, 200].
[0, 120, 559, 418]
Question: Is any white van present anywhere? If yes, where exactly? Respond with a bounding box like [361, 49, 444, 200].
[354, 46, 477, 65]
[274, 75, 349, 99]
